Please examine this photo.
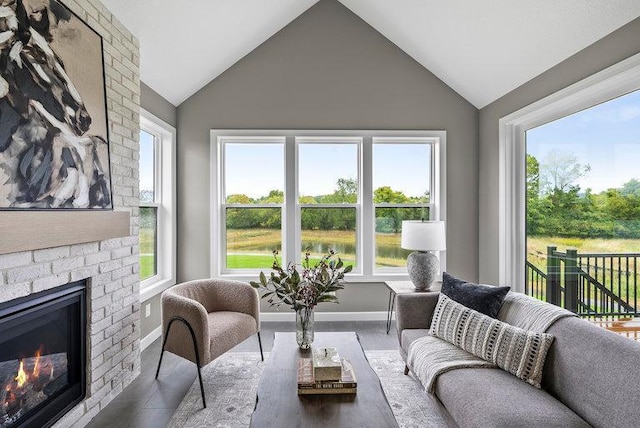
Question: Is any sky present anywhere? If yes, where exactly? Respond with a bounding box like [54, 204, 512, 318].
[139, 130, 155, 199]
[223, 142, 431, 199]
[527, 89, 640, 193]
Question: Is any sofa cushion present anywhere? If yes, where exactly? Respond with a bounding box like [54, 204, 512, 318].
[435, 367, 591, 428]
[442, 272, 510, 318]
[430, 294, 554, 388]
[543, 316, 640, 428]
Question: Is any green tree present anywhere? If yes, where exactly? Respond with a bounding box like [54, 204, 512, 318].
[526, 154, 540, 198]
[373, 186, 410, 204]
[539, 149, 591, 194]
[620, 178, 640, 197]
[256, 190, 284, 204]
[226, 194, 253, 204]
[373, 186, 416, 233]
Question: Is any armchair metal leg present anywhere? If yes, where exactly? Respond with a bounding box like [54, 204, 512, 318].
[257, 332, 264, 361]
[156, 316, 207, 408]
[404, 365, 410, 375]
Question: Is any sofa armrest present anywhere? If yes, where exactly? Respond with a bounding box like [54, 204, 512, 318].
[395, 292, 441, 342]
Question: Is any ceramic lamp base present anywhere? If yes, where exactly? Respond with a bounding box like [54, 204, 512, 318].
[407, 251, 439, 291]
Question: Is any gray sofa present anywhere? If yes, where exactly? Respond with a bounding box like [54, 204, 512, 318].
[396, 291, 640, 428]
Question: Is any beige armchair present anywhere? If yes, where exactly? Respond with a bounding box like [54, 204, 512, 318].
[155, 279, 263, 408]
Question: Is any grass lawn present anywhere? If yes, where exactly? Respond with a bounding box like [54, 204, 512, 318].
[140, 254, 155, 280]
[527, 236, 640, 308]
[527, 236, 640, 271]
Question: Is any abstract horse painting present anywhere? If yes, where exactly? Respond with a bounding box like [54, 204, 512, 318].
[0, 0, 111, 209]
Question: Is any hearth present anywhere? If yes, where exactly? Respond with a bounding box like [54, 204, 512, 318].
[0, 281, 86, 428]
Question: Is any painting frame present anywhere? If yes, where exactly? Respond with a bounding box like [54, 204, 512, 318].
[0, 0, 113, 210]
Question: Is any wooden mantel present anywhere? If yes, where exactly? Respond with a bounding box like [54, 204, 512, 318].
[0, 210, 130, 255]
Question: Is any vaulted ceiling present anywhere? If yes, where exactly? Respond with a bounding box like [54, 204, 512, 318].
[102, 0, 640, 108]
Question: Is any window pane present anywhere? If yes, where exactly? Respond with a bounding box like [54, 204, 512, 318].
[525, 89, 640, 311]
[301, 207, 356, 267]
[140, 207, 157, 280]
[225, 143, 284, 204]
[226, 208, 282, 269]
[139, 130, 155, 203]
[373, 144, 430, 203]
[298, 144, 358, 203]
[375, 207, 429, 268]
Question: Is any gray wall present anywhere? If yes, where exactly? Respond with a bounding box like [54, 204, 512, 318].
[176, 0, 479, 311]
[141, 82, 177, 127]
[140, 293, 162, 337]
[478, 17, 640, 285]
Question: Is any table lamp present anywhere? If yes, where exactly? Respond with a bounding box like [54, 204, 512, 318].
[400, 220, 446, 291]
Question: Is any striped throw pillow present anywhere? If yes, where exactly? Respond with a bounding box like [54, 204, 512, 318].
[429, 294, 554, 388]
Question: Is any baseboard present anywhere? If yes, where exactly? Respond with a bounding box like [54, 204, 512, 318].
[260, 311, 390, 322]
[138, 312, 389, 348]
[140, 325, 162, 351]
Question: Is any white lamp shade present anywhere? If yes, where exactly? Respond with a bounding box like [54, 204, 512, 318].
[401, 221, 446, 252]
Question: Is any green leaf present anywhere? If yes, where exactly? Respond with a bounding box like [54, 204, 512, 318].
[260, 271, 267, 286]
[343, 265, 353, 273]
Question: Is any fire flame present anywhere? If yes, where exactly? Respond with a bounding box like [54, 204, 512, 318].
[32, 349, 41, 378]
[15, 361, 27, 388]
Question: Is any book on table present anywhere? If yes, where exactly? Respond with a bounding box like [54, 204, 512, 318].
[297, 357, 357, 395]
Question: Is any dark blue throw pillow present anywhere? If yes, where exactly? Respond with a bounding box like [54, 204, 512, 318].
[441, 272, 510, 318]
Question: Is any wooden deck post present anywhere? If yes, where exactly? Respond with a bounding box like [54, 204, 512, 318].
[565, 249, 579, 313]
[546, 246, 560, 306]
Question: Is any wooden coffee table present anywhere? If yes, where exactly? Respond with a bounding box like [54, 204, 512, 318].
[250, 332, 399, 427]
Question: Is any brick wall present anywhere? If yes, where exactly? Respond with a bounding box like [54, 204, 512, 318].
[0, 1, 141, 426]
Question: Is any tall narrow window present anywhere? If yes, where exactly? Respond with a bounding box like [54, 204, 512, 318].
[373, 141, 433, 270]
[139, 109, 176, 295]
[222, 139, 284, 271]
[139, 129, 158, 281]
[298, 140, 359, 268]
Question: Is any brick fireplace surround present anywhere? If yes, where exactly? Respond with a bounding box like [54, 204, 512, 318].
[0, 1, 141, 426]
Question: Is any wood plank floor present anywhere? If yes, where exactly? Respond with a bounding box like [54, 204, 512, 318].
[85, 321, 399, 428]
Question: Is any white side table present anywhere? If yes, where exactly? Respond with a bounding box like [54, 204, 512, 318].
[383, 280, 441, 334]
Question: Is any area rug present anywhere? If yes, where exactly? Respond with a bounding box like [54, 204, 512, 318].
[168, 350, 447, 428]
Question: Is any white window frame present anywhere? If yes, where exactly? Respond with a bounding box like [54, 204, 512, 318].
[211, 130, 446, 282]
[218, 136, 286, 276]
[139, 109, 176, 301]
[498, 52, 640, 292]
[296, 136, 363, 274]
[372, 137, 439, 274]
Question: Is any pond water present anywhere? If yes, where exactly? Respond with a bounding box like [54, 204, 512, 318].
[242, 239, 409, 259]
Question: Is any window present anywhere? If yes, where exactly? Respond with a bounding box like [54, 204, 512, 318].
[222, 139, 284, 270]
[211, 130, 445, 281]
[139, 109, 176, 298]
[139, 129, 158, 280]
[373, 140, 432, 270]
[298, 138, 359, 267]
[524, 90, 640, 312]
[499, 52, 640, 291]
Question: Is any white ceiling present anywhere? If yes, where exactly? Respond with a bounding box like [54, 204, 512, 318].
[102, 0, 640, 108]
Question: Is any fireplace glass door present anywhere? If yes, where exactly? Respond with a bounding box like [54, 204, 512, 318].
[0, 282, 85, 428]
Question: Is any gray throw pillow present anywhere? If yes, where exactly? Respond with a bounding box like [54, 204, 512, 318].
[430, 294, 555, 388]
[442, 272, 510, 318]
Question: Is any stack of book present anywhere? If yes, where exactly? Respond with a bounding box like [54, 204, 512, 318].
[297, 347, 357, 395]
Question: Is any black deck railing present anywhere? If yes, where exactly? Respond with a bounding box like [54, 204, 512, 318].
[525, 246, 639, 318]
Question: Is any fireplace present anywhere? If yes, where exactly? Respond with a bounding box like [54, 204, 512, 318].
[0, 281, 86, 428]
